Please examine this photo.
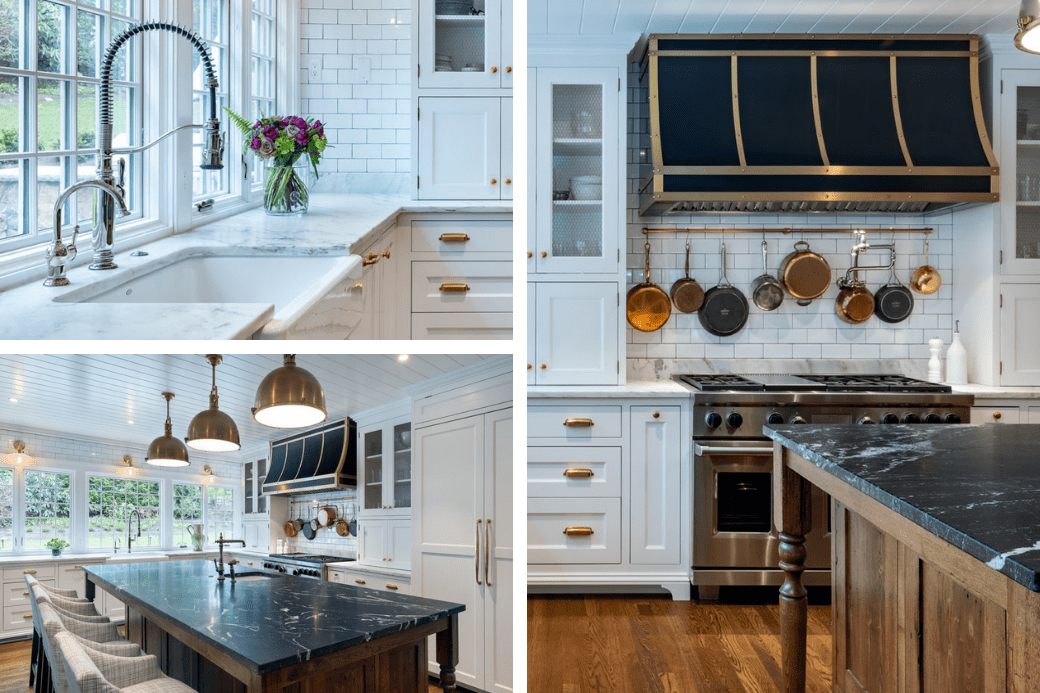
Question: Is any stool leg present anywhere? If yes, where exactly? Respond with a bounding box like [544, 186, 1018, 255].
[29, 628, 38, 686]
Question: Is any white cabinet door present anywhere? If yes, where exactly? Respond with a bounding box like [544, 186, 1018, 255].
[629, 406, 682, 566]
[534, 67, 620, 274]
[535, 283, 619, 386]
[500, 0, 512, 89]
[1000, 284, 1040, 385]
[416, 414, 485, 691]
[243, 523, 258, 551]
[100, 590, 125, 622]
[527, 67, 537, 276]
[999, 69, 1040, 276]
[388, 518, 412, 571]
[417, 0, 503, 89]
[418, 97, 501, 200]
[971, 407, 1022, 424]
[484, 408, 512, 693]
[501, 98, 513, 200]
[359, 520, 387, 568]
[527, 282, 536, 385]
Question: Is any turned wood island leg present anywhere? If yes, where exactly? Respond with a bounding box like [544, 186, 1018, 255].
[774, 446, 812, 693]
[436, 613, 460, 691]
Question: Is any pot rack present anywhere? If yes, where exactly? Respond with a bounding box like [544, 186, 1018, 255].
[641, 227, 933, 236]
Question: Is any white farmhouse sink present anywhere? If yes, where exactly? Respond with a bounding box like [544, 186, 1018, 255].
[55, 250, 364, 339]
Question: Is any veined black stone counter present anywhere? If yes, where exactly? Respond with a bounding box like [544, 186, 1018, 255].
[764, 423, 1040, 592]
[85, 560, 464, 692]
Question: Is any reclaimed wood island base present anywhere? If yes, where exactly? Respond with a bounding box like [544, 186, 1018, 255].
[767, 425, 1040, 693]
[84, 561, 463, 693]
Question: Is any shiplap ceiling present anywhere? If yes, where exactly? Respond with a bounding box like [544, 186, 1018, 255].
[0, 355, 494, 455]
[529, 0, 1023, 36]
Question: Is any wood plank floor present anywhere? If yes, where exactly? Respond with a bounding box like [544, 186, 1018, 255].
[529, 591, 834, 693]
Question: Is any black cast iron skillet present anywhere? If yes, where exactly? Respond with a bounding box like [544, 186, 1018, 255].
[699, 242, 749, 336]
[874, 266, 914, 323]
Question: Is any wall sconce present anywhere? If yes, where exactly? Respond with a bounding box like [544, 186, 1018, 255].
[202, 465, 216, 484]
[121, 455, 138, 477]
[3, 441, 35, 466]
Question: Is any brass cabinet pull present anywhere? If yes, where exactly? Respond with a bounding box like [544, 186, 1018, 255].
[355, 578, 366, 585]
[563, 418, 594, 428]
[381, 251, 391, 259]
[491, 178, 497, 185]
[527, 364, 532, 370]
[540, 251, 547, 258]
[491, 66, 498, 74]
[540, 364, 547, 370]
[505, 66, 512, 73]
[23, 614, 32, 619]
[653, 411, 660, 419]
[993, 412, 1002, 420]
[563, 468, 594, 478]
[439, 283, 470, 293]
[485, 519, 492, 587]
[362, 253, 380, 267]
[439, 233, 470, 243]
[73, 565, 83, 569]
[505, 178, 512, 185]
[23, 570, 36, 575]
[527, 251, 532, 258]
[247, 562, 253, 566]
[22, 591, 29, 595]
[386, 583, 399, 590]
[563, 527, 594, 537]
[476, 520, 483, 585]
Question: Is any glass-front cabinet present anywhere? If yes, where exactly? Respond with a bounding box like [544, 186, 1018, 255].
[1003, 71, 1040, 274]
[359, 417, 411, 518]
[534, 68, 619, 274]
[418, 0, 511, 89]
[242, 457, 267, 516]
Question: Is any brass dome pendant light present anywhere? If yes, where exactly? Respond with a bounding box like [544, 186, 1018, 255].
[185, 355, 241, 452]
[1016, 0, 1040, 53]
[252, 354, 327, 429]
[146, 392, 190, 467]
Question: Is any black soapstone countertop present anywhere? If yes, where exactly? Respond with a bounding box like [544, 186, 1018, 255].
[85, 560, 464, 674]
[764, 423, 1040, 592]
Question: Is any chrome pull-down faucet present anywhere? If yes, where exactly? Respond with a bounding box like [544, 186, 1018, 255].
[44, 21, 224, 285]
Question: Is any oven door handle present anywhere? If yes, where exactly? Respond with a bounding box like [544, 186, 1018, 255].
[694, 443, 775, 456]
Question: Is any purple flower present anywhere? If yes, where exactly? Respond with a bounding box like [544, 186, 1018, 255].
[292, 116, 307, 129]
[295, 130, 310, 145]
[315, 127, 324, 139]
[254, 121, 262, 129]
[311, 120, 322, 130]
[283, 117, 292, 126]
[263, 125, 279, 141]
[250, 136, 262, 150]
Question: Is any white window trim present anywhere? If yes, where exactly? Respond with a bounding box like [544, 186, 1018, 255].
[83, 471, 164, 554]
[16, 463, 76, 555]
[205, 482, 236, 543]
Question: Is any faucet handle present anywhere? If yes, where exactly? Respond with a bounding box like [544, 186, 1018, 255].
[116, 158, 126, 198]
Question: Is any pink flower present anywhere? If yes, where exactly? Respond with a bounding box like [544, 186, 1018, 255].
[250, 136, 262, 150]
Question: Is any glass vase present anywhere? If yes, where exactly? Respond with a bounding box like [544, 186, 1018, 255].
[263, 161, 312, 216]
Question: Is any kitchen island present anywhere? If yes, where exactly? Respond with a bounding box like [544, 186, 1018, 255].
[84, 560, 464, 693]
[766, 424, 1040, 693]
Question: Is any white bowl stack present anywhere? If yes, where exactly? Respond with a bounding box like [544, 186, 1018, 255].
[570, 175, 602, 200]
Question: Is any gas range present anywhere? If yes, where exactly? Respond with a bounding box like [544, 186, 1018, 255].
[675, 373, 973, 439]
[263, 553, 356, 580]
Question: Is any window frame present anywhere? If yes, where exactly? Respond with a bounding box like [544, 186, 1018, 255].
[84, 472, 163, 552]
[205, 483, 235, 544]
[20, 464, 74, 553]
[172, 480, 203, 548]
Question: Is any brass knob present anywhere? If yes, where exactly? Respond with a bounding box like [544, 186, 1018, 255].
[505, 66, 512, 73]
[993, 412, 1002, 420]
[491, 178, 497, 185]
[527, 364, 532, 370]
[540, 251, 547, 258]
[505, 178, 512, 185]
[387, 558, 392, 562]
[540, 364, 547, 370]
[527, 252, 533, 258]
[381, 251, 391, 259]
[653, 411, 660, 418]
[491, 66, 498, 73]
[333, 573, 339, 577]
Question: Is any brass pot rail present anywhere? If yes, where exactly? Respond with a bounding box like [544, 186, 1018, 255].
[642, 227, 933, 236]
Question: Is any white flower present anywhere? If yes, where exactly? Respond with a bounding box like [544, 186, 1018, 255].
[258, 139, 277, 158]
[286, 125, 300, 138]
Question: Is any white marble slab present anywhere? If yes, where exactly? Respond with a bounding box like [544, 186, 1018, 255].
[327, 561, 410, 579]
[952, 384, 1040, 400]
[0, 552, 111, 566]
[528, 380, 692, 399]
[0, 194, 511, 340]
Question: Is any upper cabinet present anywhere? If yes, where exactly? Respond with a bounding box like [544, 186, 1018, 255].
[243, 457, 268, 516]
[1000, 69, 1040, 275]
[418, 0, 512, 90]
[357, 404, 412, 520]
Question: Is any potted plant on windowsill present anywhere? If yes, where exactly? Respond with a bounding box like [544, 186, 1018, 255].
[45, 538, 70, 557]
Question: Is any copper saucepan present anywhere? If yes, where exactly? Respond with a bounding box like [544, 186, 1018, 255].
[911, 239, 941, 294]
[779, 240, 832, 306]
[627, 241, 671, 332]
[835, 274, 875, 324]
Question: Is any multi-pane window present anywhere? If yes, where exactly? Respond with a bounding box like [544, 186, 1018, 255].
[207, 485, 234, 544]
[250, 0, 275, 187]
[86, 476, 160, 549]
[23, 470, 71, 550]
[0, 468, 12, 553]
[0, 0, 141, 249]
[192, 0, 229, 201]
[173, 483, 202, 547]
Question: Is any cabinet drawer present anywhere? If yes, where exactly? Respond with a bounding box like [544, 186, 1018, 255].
[411, 313, 512, 340]
[4, 578, 56, 606]
[57, 562, 102, 596]
[527, 447, 621, 498]
[328, 569, 412, 595]
[3, 603, 34, 633]
[971, 407, 1021, 424]
[528, 498, 621, 565]
[411, 220, 511, 255]
[4, 564, 56, 581]
[528, 406, 622, 440]
[411, 261, 512, 313]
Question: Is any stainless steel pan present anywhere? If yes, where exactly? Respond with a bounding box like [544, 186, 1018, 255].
[750, 240, 784, 311]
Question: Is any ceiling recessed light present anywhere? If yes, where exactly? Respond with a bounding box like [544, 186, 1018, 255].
[127, 420, 134, 425]
[397, 354, 409, 362]
[8, 398, 16, 403]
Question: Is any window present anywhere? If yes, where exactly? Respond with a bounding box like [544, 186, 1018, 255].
[0, 0, 142, 251]
[24, 469, 71, 550]
[249, 0, 275, 188]
[86, 476, 160, 549]
[173, 483, 202, 547]
[0, 467, 12, 553]
[192, 0, 229, 201]
[206, 485, 234, 543]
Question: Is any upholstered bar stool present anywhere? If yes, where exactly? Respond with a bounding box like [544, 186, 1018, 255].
[27, 576, 108, 692]
[54, 630, 196, 693]
[34, 601, 141, 693]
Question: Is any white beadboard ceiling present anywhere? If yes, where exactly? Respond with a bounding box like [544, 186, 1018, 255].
[0, 354, 493, 456]
[529, 0, 1023, 36]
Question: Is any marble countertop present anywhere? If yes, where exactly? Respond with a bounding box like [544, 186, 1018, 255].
[0, 550, 219, 565]
[952, 384, 1040, 399]
[765, 423, 1040, 592]
[0, 194, 510, 340]
[527, 380, 692, 398]
[85, 560, 464, 675]
[327, 561, 410, 578]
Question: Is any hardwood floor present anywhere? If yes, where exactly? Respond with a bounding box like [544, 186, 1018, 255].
[528, 591, 834, 693]
[0, 637, 444, 693]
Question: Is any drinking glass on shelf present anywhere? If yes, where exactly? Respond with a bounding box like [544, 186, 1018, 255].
[1019, 173, 1034, 201]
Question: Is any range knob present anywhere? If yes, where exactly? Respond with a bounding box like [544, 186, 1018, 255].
[945, 413, 962, 424]
[881, 413, 899, 424]
[705, 412, 722, 428]
[291, 569, 300, 576]
[924, 413, 941, 424]
[790, 416, 807, 425]
[857, 416, 876, 425]
[903, 413, 921, 424]
[726, 412, 743, 428]
[766, 412, 784, 425]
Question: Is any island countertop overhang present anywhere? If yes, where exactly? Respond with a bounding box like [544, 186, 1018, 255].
[84, 560, 465, 675]
[765, 423, 1040, 593]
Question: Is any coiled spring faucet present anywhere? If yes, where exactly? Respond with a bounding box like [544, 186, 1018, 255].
[44, 21, 224, 286]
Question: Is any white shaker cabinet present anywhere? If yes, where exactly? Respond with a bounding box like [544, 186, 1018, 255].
[999, 284, 1040, 385]
[529, 282, 620, 386]
[417, 97, 501, 200]
[416, 0, 510, 90]
[629, 406, 682, 566]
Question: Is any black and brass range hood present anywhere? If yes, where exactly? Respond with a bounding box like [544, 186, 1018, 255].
[262, 418, 357, 496]
[639, 34, 999, 216]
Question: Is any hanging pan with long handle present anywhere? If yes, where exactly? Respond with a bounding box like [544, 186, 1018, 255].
[283, 504, 298, 538]
[751, 240, 784, 311]
[627, 241, 671, 332]
[874, 251, 915, 323]
[699, 242, 749, 336]
[911, 239, 942, 294]
[779, 240, 832, 306]
[670, 240, 704, 313]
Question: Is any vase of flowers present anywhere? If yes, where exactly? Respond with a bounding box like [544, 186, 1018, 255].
[45, 538, 70, 557]
[225, 109, 329, 216]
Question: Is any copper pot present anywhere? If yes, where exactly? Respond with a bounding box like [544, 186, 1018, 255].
[835, 277, 875, 324]
[627, 241, 671, 332]
[910, 240, 941, 294]
[669, 241, 704, 313]
[779, 240, 832, 306]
